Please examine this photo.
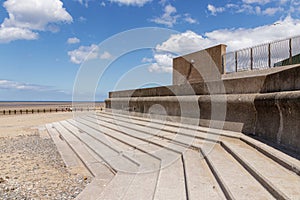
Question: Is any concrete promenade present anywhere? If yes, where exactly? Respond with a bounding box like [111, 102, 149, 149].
[46, 111, 300, 200]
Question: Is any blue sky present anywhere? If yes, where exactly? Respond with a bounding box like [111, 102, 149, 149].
[0, 0, 300, 101]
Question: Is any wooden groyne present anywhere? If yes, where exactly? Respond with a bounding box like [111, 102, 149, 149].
[0, 107, 103, 115]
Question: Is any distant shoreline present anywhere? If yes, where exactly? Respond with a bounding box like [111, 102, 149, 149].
[0, 101, 105, 111]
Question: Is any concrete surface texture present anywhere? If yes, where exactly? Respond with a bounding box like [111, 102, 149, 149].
[173, 44, 227, 85]
[106, 54, 300, 153]
[47, 111, 300, 200]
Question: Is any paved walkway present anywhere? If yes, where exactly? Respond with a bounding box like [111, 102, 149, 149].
[46, 111, 300, 200]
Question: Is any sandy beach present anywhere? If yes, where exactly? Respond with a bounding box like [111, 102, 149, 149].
[0, 105, 94, 199]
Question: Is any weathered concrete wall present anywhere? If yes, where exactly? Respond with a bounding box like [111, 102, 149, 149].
[173, 44, 227, 85]
[106, 63, 300, 154]
[254, 92, 300, 153]
[109, 64, 300, 98]
[106, 92, 300, 153]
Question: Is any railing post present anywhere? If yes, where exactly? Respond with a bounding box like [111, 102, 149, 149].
[250, 48, 253, 70]
[268, 43, 271, 68]
[289, 38, 293, 65]
[222, 55, 226, 74]
[235, 51, 238, 72]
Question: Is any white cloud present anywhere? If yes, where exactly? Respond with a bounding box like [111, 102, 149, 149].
[142, 57, 154, 63]
[100, 51, 113, 60]
[101, 1, 106, 6]
[109, 0, 152, 7]
[0, 0, 72, 43]
[2, 0, 72, 30]
[68, 44, 113, 64]
[242, 0, 271, 4]
[207, 4, 225, 16]
[68, 44, 99, 64]
[0, 79, 49, 91]
[75, 0, 90, 7]
[156, 31, 210, 55]
[78, 16, 87, 23]
[151, 4, 179, 27]
[67, 37, 80, 44]
[262, 7, 284, 15]
[149, 16, 300, 73]
[0, 27, 38, 43]
[184, 14, 198, 24]
[148, 53, 174, 73]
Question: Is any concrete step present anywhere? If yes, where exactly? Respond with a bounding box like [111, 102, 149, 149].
[97, 112, 221, 143]
[49, 112, 300, 199]
[222, 138, 300, 199]
[84, 114, 213, 152]
[64, 119, 162, 200]
[203, 144, 275, 200]
[74, 117, 189, 199]
[78, 116, 188, 155]
[45, 123, 84, 169]
[100, 110, 241, 138]
[182, 149, 226, 200]
[56, 119, 139, 173]
[52, 122, 114, 178]
[154, 157, 187, 200]
[47, 122, 116, 200]
[75, 116, 187, 170]
[95, 172, 137, 200]
[241, 136, 300, 176]
[99, 111, 300, 175]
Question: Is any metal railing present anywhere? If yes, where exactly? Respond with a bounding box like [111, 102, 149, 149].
[223, 35, 300, 73]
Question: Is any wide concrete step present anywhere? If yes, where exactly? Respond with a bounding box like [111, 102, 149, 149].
[55, 119, 139, 173]
[73, 117, 204, 200]
[222, 138, 300, 199]
[100, 110, 241, 138]
[99, 111, 300, 175]
[202, 144, 275, 200]
[183, 149, 225, 200]
[85, 114, 214, 152]
[154, 157, 187, 200]
[97, 112, 221, 142]
[75, 117, 180, 168]
[45, 123, 84, 169]
[60, 120, 163, 200]
[65, 119, 184, 200]
[46, 123, 115, 200]
[48, 112, 300, 199]
[50, 122, 114, 178]
[78, 116, 189, 155]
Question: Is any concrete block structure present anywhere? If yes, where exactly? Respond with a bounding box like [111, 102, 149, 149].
[106, 44, 300, 154]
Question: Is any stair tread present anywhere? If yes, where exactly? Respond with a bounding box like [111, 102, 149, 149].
[59, 119, 139, 173]
[78, 116, 188, 157]
[154, 158, 187, 200]
[56, 121, 114, 178]
[204, 144, 275, 200]
[223, 139, 300, 199]
[45, 123, 83, 168]
[75, 117, 185, 169]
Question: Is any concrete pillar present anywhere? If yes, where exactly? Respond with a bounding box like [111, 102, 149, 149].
[173, 44, 227, 85]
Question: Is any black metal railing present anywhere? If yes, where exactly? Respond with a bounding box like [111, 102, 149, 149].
[223, 35, 300, 73]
